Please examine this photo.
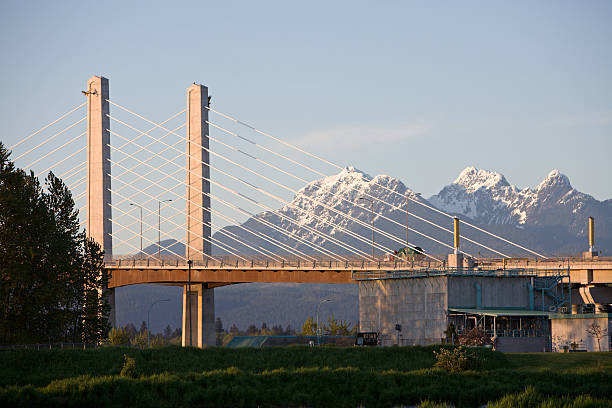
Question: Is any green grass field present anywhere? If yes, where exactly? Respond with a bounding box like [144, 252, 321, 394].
[1, 346, 610, 407]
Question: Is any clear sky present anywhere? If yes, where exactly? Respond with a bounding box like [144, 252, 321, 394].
[1, 0, 611, 202]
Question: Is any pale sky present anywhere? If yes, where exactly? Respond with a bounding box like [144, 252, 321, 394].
[1, 1, 611, 211]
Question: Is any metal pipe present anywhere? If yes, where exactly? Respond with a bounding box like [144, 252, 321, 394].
[589, 216, 595, 251]
[453, 217, 460, 255]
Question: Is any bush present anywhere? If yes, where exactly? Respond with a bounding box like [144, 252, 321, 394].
[107, 327, 131, 346]
[133, 332, 147, 349]
[119, 354, 137, 378]
[459, 327, 488, 346]
[150, 335, 167, 349]
[434, 346, 483, 372]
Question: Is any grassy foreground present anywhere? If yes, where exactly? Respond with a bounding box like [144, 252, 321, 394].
[1, 345, 611, 407]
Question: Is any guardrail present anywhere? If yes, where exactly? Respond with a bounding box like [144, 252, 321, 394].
[352, 268, 570, 281]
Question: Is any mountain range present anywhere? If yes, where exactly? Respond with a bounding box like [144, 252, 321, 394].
[116, 166, 611, 332]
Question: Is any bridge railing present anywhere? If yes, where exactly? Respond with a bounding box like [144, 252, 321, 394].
[352, 267, 570, 281]
[105, 255, 441, 270]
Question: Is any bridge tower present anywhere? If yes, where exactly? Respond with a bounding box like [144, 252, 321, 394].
[85, 75, 115, 327]
[182, 83, 215, 347]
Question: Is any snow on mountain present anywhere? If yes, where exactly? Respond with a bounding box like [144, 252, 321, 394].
[213, 166, 441, 256]
[429, 167, 612, 242]
[429, 167, 534, 224]
[212, 165, 611, 257]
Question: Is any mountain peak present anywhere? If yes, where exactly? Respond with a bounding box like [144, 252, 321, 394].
[453, 166, 509, 192]
[536, 169, 572, 192]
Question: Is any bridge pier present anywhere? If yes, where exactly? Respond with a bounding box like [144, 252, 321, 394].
[86, 75, 115, 327]
[182, 284, 215, 347]
[182, 83, 214, 347]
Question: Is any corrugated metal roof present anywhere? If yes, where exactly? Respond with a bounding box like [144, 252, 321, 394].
[448, 308, 553, 317]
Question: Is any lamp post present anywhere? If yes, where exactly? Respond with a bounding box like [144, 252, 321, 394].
[147, 298, 171, 348]
[359, 197, 375, 260]
[158, 199, 172, 258]
[316, 299, 331, 346]
[129, 203, 143, 259]
[187, 259, 193, 347]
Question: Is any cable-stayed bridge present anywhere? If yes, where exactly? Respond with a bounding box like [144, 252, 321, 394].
[8, 76, 612, 347]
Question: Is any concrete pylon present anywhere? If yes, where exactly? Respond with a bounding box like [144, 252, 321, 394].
[185, 83, 211, 259]
[182, 83, 214, 347]
[85, 76, 115, 327]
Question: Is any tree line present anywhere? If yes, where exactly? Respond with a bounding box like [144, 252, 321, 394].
[215, 315, 357, 346]
[0, 142, 109, 345]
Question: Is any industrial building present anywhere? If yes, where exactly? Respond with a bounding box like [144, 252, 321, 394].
[357, 218, 612, 352]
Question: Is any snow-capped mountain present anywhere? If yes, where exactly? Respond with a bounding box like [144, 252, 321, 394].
[429, 167, 612, 242]
[212, 167, 454, 256]
[212, 166, 611, 257]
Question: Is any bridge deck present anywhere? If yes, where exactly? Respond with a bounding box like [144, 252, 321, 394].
[105, 257, 612, 288]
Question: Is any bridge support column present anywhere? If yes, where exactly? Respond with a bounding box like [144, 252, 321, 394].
[182, 83, 214, 347]
[86, 76, 115, 327]
[185, 83, 211, 259]
[182, 284, 215, 347]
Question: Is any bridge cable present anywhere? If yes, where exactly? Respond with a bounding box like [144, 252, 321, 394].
[208, 121, 508, 258]
[206, 106, 547, 259]
[207, 119, 507, 258]
[107, 144, 340, 262]
[106, 132, 351, 261]
[108, 175, 287, 263]
[110, 116, 445, 262]
[38, 146, 86, 178]
[108, 179, 262, 263]
[108, 199, 223, 262]
[22, 132, 86, 170]
[13, 118, 86, 162]
[106, 125, 373, 260]
[9, 102, 85, 151]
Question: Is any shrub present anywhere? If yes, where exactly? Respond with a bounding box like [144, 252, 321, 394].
[434, 346, 482, 373]
[459, 327, 488, 346]
[133, 332, 147, 349]
[120, 354, 137, 378]
[107, 327, 131, 346]
[150, 335, 167, 349]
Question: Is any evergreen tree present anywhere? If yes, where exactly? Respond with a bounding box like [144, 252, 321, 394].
[301, 317, 317, 336]
[163, 325, 173, 339]
[215, 317, 224, 333]
[0, 143, 109, 344]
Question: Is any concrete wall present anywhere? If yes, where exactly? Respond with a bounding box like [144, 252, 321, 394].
[551, 315, 611, 352]
[448, 276, 532, 309]
[359, 277, 448, 346]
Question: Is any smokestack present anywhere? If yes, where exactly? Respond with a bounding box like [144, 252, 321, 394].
[453, 217, 460, 255]
[589, 216, 595, 252]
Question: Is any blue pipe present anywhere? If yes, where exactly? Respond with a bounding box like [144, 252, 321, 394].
[527, 282, 534, 310]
